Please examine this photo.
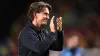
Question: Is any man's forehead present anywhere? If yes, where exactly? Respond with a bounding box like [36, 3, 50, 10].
[41, 7, 49, 13]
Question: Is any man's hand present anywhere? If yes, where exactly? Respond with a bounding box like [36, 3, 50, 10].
[56, 17, 62, 31]
[50, 16, 56, 32]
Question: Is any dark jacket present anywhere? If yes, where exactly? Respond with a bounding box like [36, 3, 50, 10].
[18, 20, 63, 56]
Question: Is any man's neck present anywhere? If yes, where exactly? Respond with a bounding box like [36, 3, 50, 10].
[32, 20, 41, 29]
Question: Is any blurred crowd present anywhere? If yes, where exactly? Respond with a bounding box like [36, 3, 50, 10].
[0, 0, 100, 56]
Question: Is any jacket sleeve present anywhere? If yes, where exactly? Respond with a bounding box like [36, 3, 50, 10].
[49, 30, 64, 51]
[19, 29, 57, 54]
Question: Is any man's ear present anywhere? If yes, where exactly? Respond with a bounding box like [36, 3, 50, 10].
[33, 12, 39, 18]
[33, 12, 36, 18]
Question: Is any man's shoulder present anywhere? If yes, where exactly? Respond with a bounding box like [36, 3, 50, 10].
[19, 27, 36, 36]
[18, 27, 37, 41]
[21, 27, 32, 32]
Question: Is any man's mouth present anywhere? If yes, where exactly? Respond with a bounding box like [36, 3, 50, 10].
[44, 18, 48, 21]
[44, 20, 47, 22]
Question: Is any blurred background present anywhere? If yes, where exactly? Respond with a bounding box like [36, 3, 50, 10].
[0, 0, 100, 56]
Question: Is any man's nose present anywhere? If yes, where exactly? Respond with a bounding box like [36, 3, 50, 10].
[47, 15, 49, 19]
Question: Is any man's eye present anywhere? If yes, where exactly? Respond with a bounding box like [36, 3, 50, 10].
[44, 13, 49, 15]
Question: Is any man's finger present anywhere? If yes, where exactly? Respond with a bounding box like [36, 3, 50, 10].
[56, 18, 58, 23]
[59, 17, 62, 20]
[57, 23, 61, 27]
[57, 17, 62, 23]
[50, 16, 55, 22]
[49, 16, 56, 32]
[59, 17, 62, 24]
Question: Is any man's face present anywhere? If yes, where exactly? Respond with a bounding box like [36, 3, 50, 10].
[36, 7, 49, 25]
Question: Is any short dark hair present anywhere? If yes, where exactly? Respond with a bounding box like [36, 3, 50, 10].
[27, 1, 52, 20]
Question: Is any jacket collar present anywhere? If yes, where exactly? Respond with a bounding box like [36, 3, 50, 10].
[27, 20, 41, 33]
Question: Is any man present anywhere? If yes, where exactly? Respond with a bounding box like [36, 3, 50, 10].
[18, 1, 63, 56]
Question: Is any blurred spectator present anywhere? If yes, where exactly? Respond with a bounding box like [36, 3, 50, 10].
[84, 34, 100, 56]
[60, 31, 85, 56]
[0, 39, 12, 56]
